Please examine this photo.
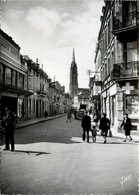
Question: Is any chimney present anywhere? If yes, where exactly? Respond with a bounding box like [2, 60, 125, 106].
[36, 58, 39, 68]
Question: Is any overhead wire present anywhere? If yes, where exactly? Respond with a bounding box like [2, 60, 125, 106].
[0, 4, 25, 48]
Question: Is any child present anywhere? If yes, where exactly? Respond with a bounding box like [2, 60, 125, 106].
[90, 123, 97, 142]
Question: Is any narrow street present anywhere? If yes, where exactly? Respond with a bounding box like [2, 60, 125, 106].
[1, 116, 138, 195]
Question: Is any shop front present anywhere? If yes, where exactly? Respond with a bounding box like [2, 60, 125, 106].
[0, 83, 33, 120]
[118, 80, 139, 130]
[125, 95, 139, 117]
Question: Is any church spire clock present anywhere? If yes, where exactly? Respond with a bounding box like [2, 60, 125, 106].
[69, 48, 78, 97]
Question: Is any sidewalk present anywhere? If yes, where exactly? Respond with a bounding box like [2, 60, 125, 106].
[110, 128, 139, 142]
[15, 114, 139, 142]
[16, 113, 66, 129]
[89, 115, 139, 142]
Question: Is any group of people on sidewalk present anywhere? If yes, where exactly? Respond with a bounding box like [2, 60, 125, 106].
[81, 111, 133, 144]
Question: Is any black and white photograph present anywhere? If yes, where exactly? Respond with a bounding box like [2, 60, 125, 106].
[0, 0, 139, 194]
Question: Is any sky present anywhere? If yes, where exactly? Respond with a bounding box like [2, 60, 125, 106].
[1, 0, 104, 92]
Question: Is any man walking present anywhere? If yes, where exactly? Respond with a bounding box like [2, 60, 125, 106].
[81, 111, 91, 143]
[3, 108, 16, 151]
[66, 109, 72, 122]
[99, 113, 110, 143]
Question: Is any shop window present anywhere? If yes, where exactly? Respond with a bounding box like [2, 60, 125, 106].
[29, 98, 31, 115]
[17, 99, 23, 118]
[126, 96, 139, 116]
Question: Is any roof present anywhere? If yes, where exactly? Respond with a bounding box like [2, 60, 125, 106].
[23, 55, 32, 61]
[0, 29, 20, 49]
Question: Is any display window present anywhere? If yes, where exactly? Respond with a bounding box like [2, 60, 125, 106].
[18, 99, 24, 118]
[126, 95, 139, 116]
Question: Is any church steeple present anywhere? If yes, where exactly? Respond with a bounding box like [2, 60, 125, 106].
[71, 48, 77, 68]
[69, 48, 78, 97]
[72, 48, 75, 63]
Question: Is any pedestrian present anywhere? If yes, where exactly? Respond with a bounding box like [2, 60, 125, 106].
[120, 113, 133, 142]
[81, 111, 91, 143]
[99, 113, 110, 143]
[66, 109, 72, 122]
[44, 110, 48, 118]
[3, 108, 16, 151]
[90, 124, 97, 142]
[93, 113, 98, 126]
[93, 110, 100, 127]
[74, 109, 77, 119]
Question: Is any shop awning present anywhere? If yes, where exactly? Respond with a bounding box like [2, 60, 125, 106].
[0, 83, 33, 97]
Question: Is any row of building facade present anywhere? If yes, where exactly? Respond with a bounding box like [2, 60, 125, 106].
[90, 0, 139, 131]
[0, 29, 72, 122]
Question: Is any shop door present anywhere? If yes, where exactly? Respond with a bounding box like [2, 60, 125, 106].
[1, 96, 17, 115]
[36, 100, 38, 117]
[112, 96, 116, 125]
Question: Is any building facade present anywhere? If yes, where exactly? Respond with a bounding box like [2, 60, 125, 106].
[90, 0, 139, 131]
[23, 56, 50, 119]
[49, 81, 67, 116]
[78, 88, 90, 109]
[0, 29, 32, 120]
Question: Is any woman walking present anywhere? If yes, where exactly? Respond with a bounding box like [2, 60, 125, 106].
[120, 113, 133, 142]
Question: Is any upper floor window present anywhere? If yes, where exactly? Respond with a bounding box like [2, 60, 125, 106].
[6, 67, 12, 85]
[40, 83, 44, 91]
[12, 70, 17, 87]
[0, 64, 5, 83]
[107, 20, 111, 45]
[19, 73, 24, 88]
[126, 41, 137, 62]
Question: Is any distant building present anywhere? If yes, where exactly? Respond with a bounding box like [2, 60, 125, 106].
[23, 56, 50, 119]
[49, 80, 66, 116]
[69, 48, 78, 99]
[78, 88, 90, 109]
[69, 49, 90, 109]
